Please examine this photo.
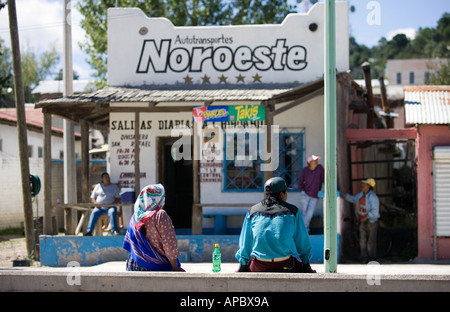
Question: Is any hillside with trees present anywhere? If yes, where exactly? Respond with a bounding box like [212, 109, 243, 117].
[350, 12, 450, 84]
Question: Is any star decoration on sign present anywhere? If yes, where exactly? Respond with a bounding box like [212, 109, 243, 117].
[236, 74, 245, 83]
[202, 74, 211, 84]
[184, 75, 193, 84]
[252, 73, 262, 83]
[218, 74, 228, 84]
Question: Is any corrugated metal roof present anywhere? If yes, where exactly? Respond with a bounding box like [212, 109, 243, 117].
[0, 107, 79, 136]
[404, 86, 450, 125]
[37, 85, 292, 105]
[32, 80, 94, 94]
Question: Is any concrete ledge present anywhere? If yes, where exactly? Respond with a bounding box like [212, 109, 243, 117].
[1, 267, 449, 292]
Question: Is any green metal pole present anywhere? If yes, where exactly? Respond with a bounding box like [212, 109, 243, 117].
[324, 0, 338, 273]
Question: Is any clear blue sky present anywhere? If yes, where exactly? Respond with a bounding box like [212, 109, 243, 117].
[295, 0, 449, 47]
[344, 0, 448, 47]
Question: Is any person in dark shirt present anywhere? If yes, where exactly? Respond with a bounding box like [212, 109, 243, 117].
[297, 155, 324, 232]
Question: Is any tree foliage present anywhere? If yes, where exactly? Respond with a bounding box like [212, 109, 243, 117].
[0, 38, 60, 106]
[350, 12, 450, 83]
[76, 0, 295, 86]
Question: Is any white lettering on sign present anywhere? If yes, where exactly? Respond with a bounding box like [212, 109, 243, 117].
[136, 38, 307, 74]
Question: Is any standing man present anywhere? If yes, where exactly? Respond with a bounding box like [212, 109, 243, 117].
[86, 172, 121, 236]
[343, 178, 380, 263]
[297, 155, 324, 232]
[236, 177, 315, 273]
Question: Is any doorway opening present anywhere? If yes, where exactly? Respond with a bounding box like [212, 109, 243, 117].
[159, 137, 193, 230]
[342, 139, 417, 262]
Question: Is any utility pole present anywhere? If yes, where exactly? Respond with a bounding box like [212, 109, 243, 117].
[324, 0, 338, 273]
[63, 0, 77, 219]
[8, 0, 34, 256]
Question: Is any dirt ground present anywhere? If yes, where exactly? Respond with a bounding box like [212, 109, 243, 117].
[0, 235, 41, 267]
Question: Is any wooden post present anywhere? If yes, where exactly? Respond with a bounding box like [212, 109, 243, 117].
[81, 120, 90, 202]
[192, 121, 202, 234]
[379, 77, 393, 128]
[43, 111, 53, 235]
[134, 112, 141, 194]
[80, 120, 90, 234]
[264, 104, 274, 182]
[8, 0, 34, 255]
[362, 62, 374, 129]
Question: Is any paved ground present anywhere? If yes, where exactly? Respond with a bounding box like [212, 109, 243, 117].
[0, 236, 39, 267]
[2, 235, 450, 293]
[2, 235, 450, 274]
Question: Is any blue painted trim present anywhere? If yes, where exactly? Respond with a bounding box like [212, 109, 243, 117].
[39, 235, 127, 267]
[39, 234, 339, 266]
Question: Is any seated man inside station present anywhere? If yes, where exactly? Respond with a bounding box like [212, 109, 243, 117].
[236, 177, 316, 273]
[85, 172, 121, 236]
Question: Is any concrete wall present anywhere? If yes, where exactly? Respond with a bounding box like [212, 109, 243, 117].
[416, 125, 450, 259]
[0, 158, 106, 231]
[0, 158, 65, 230]
[39, 234, 339, 267]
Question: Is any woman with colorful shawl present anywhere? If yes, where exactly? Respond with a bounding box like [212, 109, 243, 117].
[123, 184, 185, 271]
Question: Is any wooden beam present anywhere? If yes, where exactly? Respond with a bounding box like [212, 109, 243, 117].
[8, 0, 34, 255]
[346, 128, 417, 142]
[109, 106, 193, 113]
[80, 120, 90, 204]
[362, 62, 375, 128]
[263, 104, 274, 181]
[272, 87, 324, 116]
[134, 112, 141, 195]
[192, 121, 202, 235]
[43, 112, 53, 235]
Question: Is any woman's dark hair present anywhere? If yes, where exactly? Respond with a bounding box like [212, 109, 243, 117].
[101, 172, 109, 179]
[262, 191, 285, 206]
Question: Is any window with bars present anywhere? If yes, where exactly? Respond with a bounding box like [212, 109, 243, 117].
[274, 130, 305, 190]
[223, 128, 304, 192]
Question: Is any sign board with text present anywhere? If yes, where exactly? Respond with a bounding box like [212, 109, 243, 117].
[193, 105, 265, 122]
[107, 2, 349, 87]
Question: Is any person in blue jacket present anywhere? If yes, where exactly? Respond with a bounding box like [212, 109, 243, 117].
[236, 177, 315, 273]
[343, 178, 380, 263]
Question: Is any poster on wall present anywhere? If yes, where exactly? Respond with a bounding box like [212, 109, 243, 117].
[193, 105, 265, 123]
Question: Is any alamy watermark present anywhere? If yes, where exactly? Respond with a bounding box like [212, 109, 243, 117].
[366, 1, 381, 26]
[66, 261, 81, 286]
[366, 261, 381, 286]
[170, 123, 280, 171]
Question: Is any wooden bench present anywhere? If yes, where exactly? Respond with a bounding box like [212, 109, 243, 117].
[192, 203, 253, 235]
[54, 203, 133, 235]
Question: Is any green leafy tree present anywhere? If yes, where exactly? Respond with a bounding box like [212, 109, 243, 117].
[0, 37, 14, 107]
[21, 44, 60, 103]
[0, 37, 60, 105]
[430, 60, 450, 85]
[229, 0, 294, 25]
[349, 12, 450, 80]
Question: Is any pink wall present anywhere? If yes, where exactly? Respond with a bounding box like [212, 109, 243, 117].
[416, 125, 450, 259]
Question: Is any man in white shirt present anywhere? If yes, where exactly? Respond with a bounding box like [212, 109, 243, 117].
[85, 172, 121, 236]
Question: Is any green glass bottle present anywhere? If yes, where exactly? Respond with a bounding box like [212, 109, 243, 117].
[212, 243, 221, 272]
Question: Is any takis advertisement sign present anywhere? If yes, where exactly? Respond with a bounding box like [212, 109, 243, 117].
[107, 3, 349, 86]
[193, 105, 265, 122]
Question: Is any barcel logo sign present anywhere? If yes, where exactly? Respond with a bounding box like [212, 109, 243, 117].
[136, 37, 307, 74]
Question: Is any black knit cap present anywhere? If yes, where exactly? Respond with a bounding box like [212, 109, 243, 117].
[264, 177, 287, 194]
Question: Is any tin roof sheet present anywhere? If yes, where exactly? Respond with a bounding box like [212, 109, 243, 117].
[404, 86, 450, 125]
[37, 85, 293, 104]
